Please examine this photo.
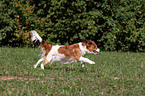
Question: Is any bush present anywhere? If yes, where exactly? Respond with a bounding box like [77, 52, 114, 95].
[101, 0, 145, 52]
[0, 0, 144, 51]
[0, 0, 15, 46]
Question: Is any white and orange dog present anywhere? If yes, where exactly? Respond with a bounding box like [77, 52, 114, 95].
[30, 30, 100, 69]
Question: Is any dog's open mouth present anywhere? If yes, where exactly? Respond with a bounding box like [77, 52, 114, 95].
[93, 50, 98, 55]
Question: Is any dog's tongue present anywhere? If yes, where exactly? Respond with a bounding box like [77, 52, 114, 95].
[94, 52, 97, 55]
[93, 50, 98, 55]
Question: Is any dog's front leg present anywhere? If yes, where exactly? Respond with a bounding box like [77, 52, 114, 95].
[34, 58, 44, 68]
[41, 55, 52, 70]
[79, 57, 95, 64]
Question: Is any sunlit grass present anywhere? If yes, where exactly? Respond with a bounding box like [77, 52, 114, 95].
[0, 47, 145, 95]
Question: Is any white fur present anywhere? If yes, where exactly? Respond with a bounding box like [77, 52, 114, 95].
[81, 64, 85, 68]
[96, 48, 100, 52]
[79, 57, 95, 64]
[78, 43, 87, 56]
[30, 30, 42, 42]
[34, 58, 44, 68]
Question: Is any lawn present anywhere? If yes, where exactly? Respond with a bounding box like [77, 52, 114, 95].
[0, 47, 145, 95]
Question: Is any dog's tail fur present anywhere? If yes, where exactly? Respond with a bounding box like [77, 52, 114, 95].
[30, 30, 42, 43]
[30, 30, 51, 51]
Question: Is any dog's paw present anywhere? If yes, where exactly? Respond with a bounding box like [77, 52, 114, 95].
[82, 64, 85, 68]
[90, 61, 95, 64]
[41, 64, 44, 70]
[34, 65, 37, 68]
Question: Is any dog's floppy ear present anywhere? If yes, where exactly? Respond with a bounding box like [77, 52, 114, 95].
[88, 41, 92, 45]
[83, 39, 92, 44]
[83, 39, 89, 43]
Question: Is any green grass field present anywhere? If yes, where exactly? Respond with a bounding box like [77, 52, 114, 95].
[0, 47, 145, 96]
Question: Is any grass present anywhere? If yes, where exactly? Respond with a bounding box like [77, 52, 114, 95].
[0, 47, 145, 96]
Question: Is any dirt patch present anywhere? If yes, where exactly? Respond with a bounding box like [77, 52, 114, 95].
[0, 76, 36, 81]
[0, 76, 55, 84]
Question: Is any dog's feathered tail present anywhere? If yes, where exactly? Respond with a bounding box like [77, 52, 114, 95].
[30, 30, 42, 42]
[30, 30, 51, 51]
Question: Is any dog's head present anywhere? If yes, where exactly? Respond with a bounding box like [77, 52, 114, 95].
[84, 39, 100, 55]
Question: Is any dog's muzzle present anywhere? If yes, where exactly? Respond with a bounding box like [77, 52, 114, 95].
[93, 48, 100, 55]
[96, 48, 100, 52]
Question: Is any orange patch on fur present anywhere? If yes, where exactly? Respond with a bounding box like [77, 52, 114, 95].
[58, 44, 82, 60]
[40, 41, 53, 66]
[40, 41, 53, 55]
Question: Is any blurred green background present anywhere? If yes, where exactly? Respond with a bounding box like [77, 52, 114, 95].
[0, 0, 145, 51]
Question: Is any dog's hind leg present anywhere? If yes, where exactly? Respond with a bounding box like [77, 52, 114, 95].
[34, 58, 44, 68]
[81, 62, 85, 68]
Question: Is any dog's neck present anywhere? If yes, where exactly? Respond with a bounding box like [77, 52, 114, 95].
[78, 42, 88, 56]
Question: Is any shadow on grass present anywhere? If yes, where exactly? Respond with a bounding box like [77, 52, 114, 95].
[44, 65, 88, 73]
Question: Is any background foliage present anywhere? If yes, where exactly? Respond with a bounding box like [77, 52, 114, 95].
[0, 0, 145, 51]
